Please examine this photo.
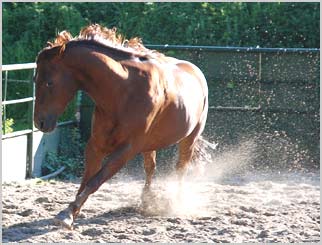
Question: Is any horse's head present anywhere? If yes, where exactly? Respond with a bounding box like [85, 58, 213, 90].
[34, 47, 78, 132]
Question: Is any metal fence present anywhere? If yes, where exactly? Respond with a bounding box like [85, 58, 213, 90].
[2, 63, 37, 179]
[147, 45, 320, 170]
[2, 64, 76, 180]
[146, 45, 319, 112]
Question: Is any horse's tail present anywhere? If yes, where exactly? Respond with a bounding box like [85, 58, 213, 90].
[190, 136, 218, 175]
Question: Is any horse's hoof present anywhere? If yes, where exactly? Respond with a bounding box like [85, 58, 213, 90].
[54, 209, 74, 230]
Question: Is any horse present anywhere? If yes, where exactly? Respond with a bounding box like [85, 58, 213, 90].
[34, 24, 208, 229]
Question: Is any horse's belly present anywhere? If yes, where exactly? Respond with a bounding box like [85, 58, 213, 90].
[142, 119, 190, 151]
[143, 87, 204, 151]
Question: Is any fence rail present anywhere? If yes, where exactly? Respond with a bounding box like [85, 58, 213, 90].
[2, 63, 37, 71]
[2, 97, 34, 106]
[146, 45, 320, 53]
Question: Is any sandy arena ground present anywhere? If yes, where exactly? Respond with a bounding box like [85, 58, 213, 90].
[2, 167, 320, 243]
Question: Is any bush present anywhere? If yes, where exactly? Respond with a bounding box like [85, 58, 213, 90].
[42, 127, 85, 180]
[2, 118, 14, 134]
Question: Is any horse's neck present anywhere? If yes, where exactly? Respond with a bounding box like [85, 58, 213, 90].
[65, 46, 128, 112]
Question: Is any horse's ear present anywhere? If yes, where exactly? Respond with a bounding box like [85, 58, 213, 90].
[47, 41, 54, 47]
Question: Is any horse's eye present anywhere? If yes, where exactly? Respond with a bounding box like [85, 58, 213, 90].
[46, 81, 53, 87]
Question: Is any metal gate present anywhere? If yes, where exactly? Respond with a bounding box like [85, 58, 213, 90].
[2, 63, 76, 181]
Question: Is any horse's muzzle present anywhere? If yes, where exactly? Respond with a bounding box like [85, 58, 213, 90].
[34, 115, 57, 133]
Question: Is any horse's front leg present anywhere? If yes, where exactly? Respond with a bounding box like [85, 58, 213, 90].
[55, 143, 133, 229]
[78, 138, 107, 195]
[73, 138, 107, 218]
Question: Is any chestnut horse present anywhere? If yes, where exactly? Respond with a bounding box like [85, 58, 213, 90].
[34, 24, 208, 229]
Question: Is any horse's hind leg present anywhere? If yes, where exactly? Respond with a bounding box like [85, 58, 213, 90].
[176, 138, 196, 183]
[141, 151, 157, 207]
[176, 123, 204, 183]
[143, 151, 156, 191]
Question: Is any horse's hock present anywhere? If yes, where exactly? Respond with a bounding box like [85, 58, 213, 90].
[79, 46, 319, 171]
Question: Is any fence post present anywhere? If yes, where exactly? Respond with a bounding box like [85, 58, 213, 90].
[3, 71, 8, 134]
[26, 68, 36, 178]
[258, 52, 263, 108]
[79, 92, 94, 141]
